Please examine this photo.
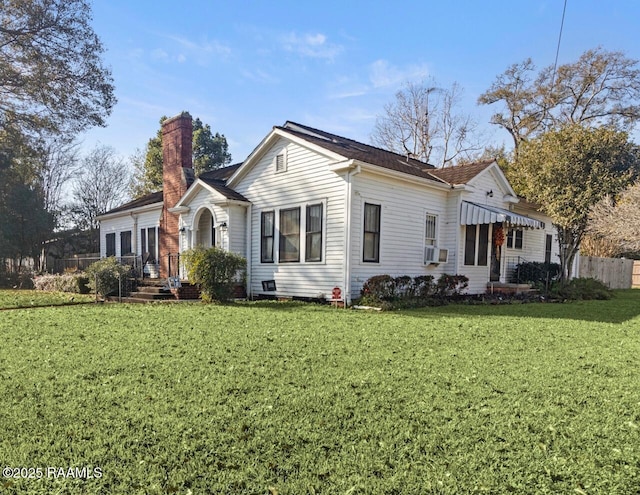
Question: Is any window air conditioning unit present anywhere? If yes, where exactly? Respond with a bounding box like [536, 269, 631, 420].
[424, 246, 449, 265]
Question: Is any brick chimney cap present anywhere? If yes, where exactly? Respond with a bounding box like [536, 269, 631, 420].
[162, 111, 192, 127]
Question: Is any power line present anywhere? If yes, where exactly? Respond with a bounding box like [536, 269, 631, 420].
[550, 0, 568, 91]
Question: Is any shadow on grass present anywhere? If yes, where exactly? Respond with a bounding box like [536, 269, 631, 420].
[397, 289, 640, 324]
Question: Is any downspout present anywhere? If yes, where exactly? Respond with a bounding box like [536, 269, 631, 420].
[245, 204, 252, 300]
[343, 164, 361, 305]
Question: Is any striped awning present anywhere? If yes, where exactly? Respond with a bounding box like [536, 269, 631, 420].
[460, 201, 545, 229]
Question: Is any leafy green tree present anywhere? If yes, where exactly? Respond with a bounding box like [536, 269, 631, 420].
[512, 125, 639, 280]
[0, 128, 56, 271]
[130, 115, 232, 198]
[0, 0, 116, 136]
[479, 48, 640, 154]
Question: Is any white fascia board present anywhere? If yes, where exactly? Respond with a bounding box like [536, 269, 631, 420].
[468, 161, 517, 198]
[227, 127, 347, 187]
[175, 179, 233, 207]
[353, 161, 453, 192]
[328, 159, 356, 174]
[97, 202, 162, 221]
[210, 199, 251, 207]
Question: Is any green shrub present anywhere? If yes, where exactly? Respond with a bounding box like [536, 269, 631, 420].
[360, 275, 396, 303]
[434, 274, 469, 298]
[33, 273, 90, 293]
[182, 247, 246, 303]
[359, 273, 468, 308]
[413, 275, 435, 298]
[85, 257, 131, 297]
[552, 277, 612, 300]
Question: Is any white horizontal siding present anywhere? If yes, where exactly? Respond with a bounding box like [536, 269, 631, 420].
[99, 207, 161, 258]
[233, 138, 347, 299]
[349, 172, 452, 298]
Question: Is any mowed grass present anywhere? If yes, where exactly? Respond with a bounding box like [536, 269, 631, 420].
[0, 290, 94, 309]
[0, 293, 639, 494]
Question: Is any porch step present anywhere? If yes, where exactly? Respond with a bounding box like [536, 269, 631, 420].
[126, 281, 177, 302]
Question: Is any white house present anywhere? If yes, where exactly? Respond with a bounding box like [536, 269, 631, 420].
[98, 113, 560, 303]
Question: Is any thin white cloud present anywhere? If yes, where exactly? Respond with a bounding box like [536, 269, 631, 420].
[280, 31, 343, 60]
[241, 68, 280, 84]
[148, 33, 232, 66]
[369, 59, 430, 88]
[151, 48, 169, 61]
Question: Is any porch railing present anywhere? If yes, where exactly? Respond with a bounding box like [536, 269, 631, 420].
[505, 255, 556, 292]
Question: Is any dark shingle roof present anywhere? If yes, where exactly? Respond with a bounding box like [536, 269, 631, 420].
[198, 163, 249, 201]
[280, 122, 440, 181]
[101, 191, 163, 215]
[279, 123, 498, 187]
[429, 160, 494, 185]
[199, 163, 243, 181]
[199, 177, 250, 202]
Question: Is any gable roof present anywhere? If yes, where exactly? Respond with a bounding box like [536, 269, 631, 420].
[199, 163, 243, 181]
[100, 191, 163, 216]
[280, 122, 442, 181]
[429, 160, 495, 185]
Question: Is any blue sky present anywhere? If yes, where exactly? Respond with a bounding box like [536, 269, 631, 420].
[82, 1, 640, 164]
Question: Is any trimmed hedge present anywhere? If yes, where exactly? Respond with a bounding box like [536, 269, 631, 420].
[360, 273, 469, 309]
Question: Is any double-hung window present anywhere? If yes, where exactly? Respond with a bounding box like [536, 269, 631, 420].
[120, 231, 132, 255]
[425, 214, 437, 246]
[464, 224, 489, 266]
[363, 203, 381, 263]
[261, 211, 275, 263]
[507, 228, 523, 249]
[279, 207, 301, 262]
[105, 233, 116, 257]
[305, 203, 323, 262]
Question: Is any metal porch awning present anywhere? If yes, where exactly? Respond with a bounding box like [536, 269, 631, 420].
[460, 201, 545, 229]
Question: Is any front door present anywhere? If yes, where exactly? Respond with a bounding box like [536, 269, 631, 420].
[490, 224, 504, 282]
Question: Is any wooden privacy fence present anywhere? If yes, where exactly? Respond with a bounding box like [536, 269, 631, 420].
[578, 256, 636, 289]
[634, 261, 640, 289]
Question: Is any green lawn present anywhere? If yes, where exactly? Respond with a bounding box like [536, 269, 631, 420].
[0, 292, 639, 494]
[0, 290, 94, 309]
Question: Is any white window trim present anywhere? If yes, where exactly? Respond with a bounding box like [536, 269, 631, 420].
[360, 199, 382, 264]
[464, 224, 490, 267]
[506, 228, 524, 250]
[259, 198, 327, 265]
[424, 212, 439, 247]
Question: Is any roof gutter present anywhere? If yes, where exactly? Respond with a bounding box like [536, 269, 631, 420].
[350, 161, 453, 191]
[97, 202, 163, 221]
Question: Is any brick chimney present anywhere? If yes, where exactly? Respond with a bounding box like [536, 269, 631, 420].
[159, 112, 194, 278]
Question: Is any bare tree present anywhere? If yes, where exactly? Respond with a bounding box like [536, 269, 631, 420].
[588, 181, 640, 255]
[36, 136, 81, 223]
[68, 145, 130, 250]
[479, 48, 640, 154]
[371, 80, 481, 167]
